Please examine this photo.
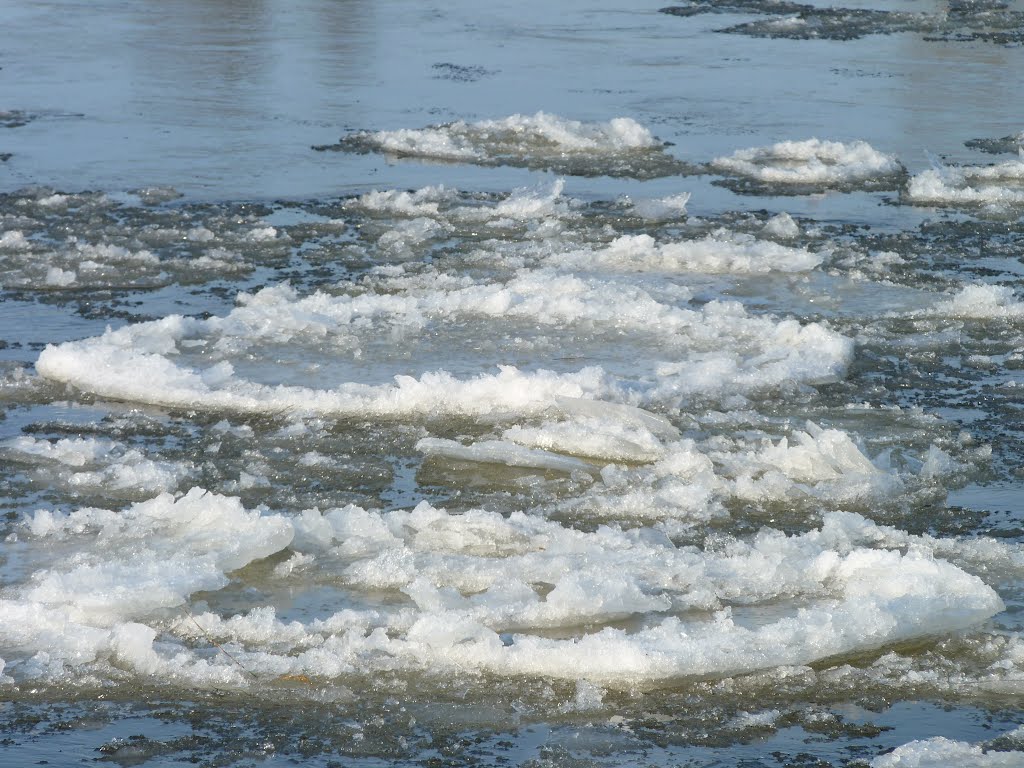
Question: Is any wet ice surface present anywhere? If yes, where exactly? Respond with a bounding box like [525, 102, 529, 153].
[4, 0, 1024, 766]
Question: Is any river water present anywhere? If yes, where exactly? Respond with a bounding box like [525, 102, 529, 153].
[2, 1, 1024, 765]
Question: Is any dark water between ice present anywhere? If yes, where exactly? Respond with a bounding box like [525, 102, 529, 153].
[2, 1, 1024, 766]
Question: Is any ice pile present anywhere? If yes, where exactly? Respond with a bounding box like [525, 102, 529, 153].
[711, 138, 903, 192]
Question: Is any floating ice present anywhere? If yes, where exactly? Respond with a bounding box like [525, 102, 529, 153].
[906, 155, 1024, 208]
[0, 489, 293, 682]
[35, 269, 852, 415]
[168, 502, 1003, 686]
[351, 112, 659, 159]
[570, 418, 945, 526]
[416, 437, 597, 474]
[354, 185, 454, 217]
[37, 193, 71, 208]
[0, 480, 1006, 689]
[35, 330, 614, 418]
[1, 435, 191, 497]
[44, 266, 76, 287]
[353, 180, 578, 228]
[926, 285, 1024, 320]
[242, 225, 279, 243]
[871, 735, 1024, 767]
[421, 403, 677, 469]
[0, 236, 246, 291]
[69, 241, 159, 265]
[0, 189, 290, 294]
[553, 397, 680, 440]
[662, 0, 1024, 45]
[966, 131, 1024, 155]
[322, 112, 692, 178]
[0, 230, 29, 250]
[348, 182, 813, 276]
[713, 422, 900, 505]
[816, 510, 1024, 583]
[553, 230, 823, 274]
[727, 709, 782, 731]
[762, 212, 800, 239]
[503, 417, 670, 464]
[712, 138, 903, 191]
[631, 192, 691, 221]
[19, 489, 292, 619]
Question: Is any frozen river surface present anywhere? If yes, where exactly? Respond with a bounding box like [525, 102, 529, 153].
[2, 0, 1024, 765]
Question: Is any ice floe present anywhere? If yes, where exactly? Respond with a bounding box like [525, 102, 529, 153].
[907, 154, 1024, 209]
[711, 138, 903, 192]
[319, 112, 694, 178]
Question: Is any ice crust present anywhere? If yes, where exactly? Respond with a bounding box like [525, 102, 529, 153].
[712, 138, 902, 187]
